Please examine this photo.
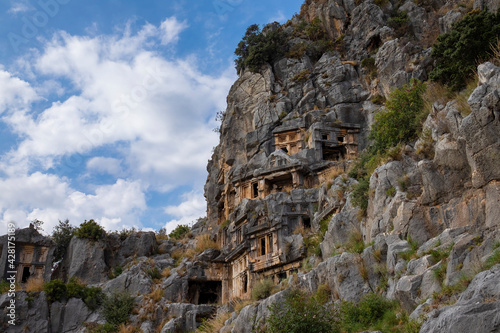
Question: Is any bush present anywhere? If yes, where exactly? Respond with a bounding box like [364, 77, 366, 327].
[83, 286, 106, 311]
[44, 279, 67, 302]
[430, 10, 500, 91]
[267, 289, 340, 333]
[251, 278, 274, 300]
[340, 293, 396, 332]
[235, 22, 289, 73]
[147, 267, 161, 280]
[370, 79, 426, 154]
[351, 177, 370, 213]
[168, 224, 191, 240]
[103, 292, 135, 326]
[52, 219, 74, 262]
[74, 219, 106, 241]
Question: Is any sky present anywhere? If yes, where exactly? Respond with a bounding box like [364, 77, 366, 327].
[0, 0, 304, 235]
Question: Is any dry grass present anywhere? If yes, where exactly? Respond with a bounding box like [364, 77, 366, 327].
[162, 268, 171, 279]
[233, 299, 254, 313]
[25, 276, 44, 292]
[195, 234, 220, 253]
[455, 77, 478, 116]
[423, 82, 452, 116]
[196, 311, 232, 333]
[149, 285, 163, 302]
[492, 39, 500, 66]
[117, 324, 140, 333]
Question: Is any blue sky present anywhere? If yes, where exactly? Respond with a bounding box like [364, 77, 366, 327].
[0, 0, 304, 234]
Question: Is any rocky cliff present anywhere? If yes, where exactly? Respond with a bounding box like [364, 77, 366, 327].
[1, 0, 500, 332]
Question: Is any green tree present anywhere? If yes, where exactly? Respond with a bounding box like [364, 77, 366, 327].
[74, 219, 106, 241]
[234, 22, 288, 73]
[52, 219, 74, 261]
[430, 10, 500, 91]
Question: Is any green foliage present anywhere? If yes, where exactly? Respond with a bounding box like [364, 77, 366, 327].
[251, 278, 274, 301]
[385, 186, 396, 197]
[74, 219, 106, 241]
[314, 283, 331, 305]
[235, 22, 289, 73]
[400, 236, 419, 261]
[51, 219, 74, 262]
[345, 229, 366, 254]
[304, 233, 323, 257]
[319, 214, 332, 235]
[44, 278, 104, 310]
[340, 293, 396, 332]
[66, 277, 85, 299]
[83, 286, 106, 311]
[484, 248, 500, 270]
[430, 10, 500, 91]
[351, 177, 370, 213]
[85, 322, 116, 333]
[361, 57, 377, 78]
[305, 18, 327, 41]
[103, 292, 135, 327]
[370, 79, 426, 154]
[147, 267, 161, 280]
[388, 10, 411, 36]
[168, 224, 191, 239]
[292, 69, 311, 83]
[44, 279, 67, 302]
[0, 280, 10, 294]
[267, 289, 340, 333]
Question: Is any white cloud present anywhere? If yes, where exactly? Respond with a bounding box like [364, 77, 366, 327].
[0, 174, 146, 235]
[87, 157, 123, 176]
[0, 18, 235, 234]
[0, 70, 38, 114]
[164, 191, 206, 233]
[159, 17, 188, 45]
[8, 1, 33, 14]
[269, 10, 286, 23]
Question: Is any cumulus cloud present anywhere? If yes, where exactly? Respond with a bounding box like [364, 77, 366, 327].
[159, 17, 188, 45]
[87, 157, 123, 176]
[0, 17, 235, 233]
[0, 174, 146, 235]
[163, 191, 206, 233]
[0, 69, 38, 114]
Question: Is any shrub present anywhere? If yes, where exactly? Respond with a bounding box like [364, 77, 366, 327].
[83, 286, 106, 311]
[66, 277, 86, 298]
[292, 69, 311, 83]
[370, 79, 426, 154]
[44, 279, 67, 302]
[0, 280, 10, 294]
[251, 278, 274, 300]
[235, 22, 289, 73]
[388, 10, 411, 37]
[103, 292, 135, 327]
[147, 267, 161, 280]
[351, 177, 370, 213]
[52, 219, 74, 262]
[74, 219, 106, 241]
[430, 10, 500, 91]
[340, 293, 396, 332]
[267, 288, 340, 333]
[168, 224, 191, 240]
[345, 229, 366, 254]
[361, 57, 377, 78]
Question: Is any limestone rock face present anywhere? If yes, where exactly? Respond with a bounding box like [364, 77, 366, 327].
[62, 237, 109, 285]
